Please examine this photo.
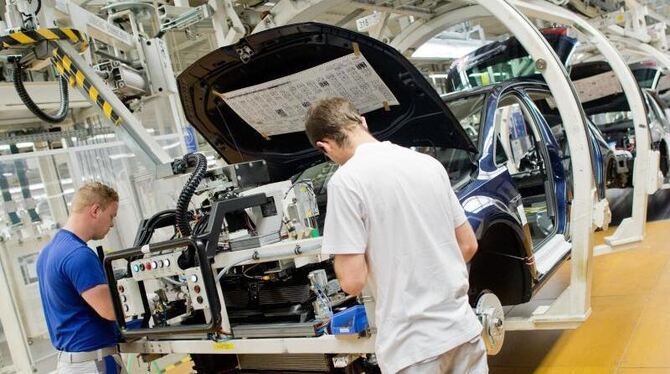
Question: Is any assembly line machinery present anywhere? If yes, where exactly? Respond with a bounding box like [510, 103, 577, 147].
[0, 0, 667, 372]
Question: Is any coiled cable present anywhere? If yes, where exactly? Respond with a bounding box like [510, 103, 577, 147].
[13, 61, 70, 124]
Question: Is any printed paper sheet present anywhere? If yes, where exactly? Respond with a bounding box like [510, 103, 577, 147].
[216, 53, 399, 137]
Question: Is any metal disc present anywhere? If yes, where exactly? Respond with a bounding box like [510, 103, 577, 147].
[475, 292, 505, 355]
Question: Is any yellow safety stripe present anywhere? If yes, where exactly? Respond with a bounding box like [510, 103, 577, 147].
[89, 86, 98, 102]
[74, 70, 85, 88]
[102, 102, 113, 118]
[61, 55, 72, 72]
[60, 28, 79, 42]
[36, 28, 60, 40]
[0, 28, 88, 53]
[51, 47, 122, 126]
[54, 61, 64, 75]
[9, 31, 36, 44]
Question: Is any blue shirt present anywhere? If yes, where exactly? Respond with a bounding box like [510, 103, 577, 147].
[36, 229, 119, 353]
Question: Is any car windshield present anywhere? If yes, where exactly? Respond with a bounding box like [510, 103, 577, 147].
[443, 93, 486, 147]
[445, 32, 577, 93]
[448, 55, 539, 92]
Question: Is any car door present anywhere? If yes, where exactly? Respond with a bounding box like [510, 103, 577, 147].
[489, 87, 569, 278]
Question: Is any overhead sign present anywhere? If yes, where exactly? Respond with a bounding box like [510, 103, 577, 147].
[356, 12, 382, 32]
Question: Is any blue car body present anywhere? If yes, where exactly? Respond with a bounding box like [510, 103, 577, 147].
[443, 80, 582, 304]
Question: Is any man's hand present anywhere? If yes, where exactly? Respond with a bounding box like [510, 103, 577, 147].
[455, 221, 478, 263]
[334, 254, 368, 296]
[81, 284, 117, 321]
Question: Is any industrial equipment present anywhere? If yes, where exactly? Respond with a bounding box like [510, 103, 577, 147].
[103, 154, 378, 371]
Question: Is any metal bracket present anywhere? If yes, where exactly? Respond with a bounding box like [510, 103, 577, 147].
[53, 41, 172, 175]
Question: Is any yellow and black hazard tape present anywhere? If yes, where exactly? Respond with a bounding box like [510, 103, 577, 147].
[0, 27, 88, 52]
[1, 27, 121, 126]
[51, 47, 122, 126]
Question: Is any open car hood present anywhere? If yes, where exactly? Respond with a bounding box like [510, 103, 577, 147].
[177, 22, 475, 181]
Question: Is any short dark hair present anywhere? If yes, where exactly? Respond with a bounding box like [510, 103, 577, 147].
[304, 97, 362, 147]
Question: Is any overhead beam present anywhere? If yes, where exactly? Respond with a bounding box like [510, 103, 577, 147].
[252, 0, 348, 34]
[390, 5, 490, 55]
[350, 1, 433, 18]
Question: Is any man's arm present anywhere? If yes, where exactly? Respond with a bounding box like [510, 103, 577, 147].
[455, 221, 478, 263]
[334, 254, 368, 296]
[81, 284, 117, 321]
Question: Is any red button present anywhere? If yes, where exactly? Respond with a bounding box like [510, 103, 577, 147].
[193, 285, 201, 294]
[145, 262, 152, 270]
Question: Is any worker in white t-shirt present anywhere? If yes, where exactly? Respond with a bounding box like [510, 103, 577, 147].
[304, 97, 487, 374]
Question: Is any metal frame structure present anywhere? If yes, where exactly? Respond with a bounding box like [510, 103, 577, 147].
[389, 0, 659, 247]
[0, 0, 611, 368]
[509, 0, 657, 248]
[0, 2, 192, 371]
[115, 2, 597, 361]
[600, 1, 670, 192]
[49, 1, 179, 176]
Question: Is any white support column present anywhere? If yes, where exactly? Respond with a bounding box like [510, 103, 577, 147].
[510, 0, 651, 247]
[475, 0, 594, 326]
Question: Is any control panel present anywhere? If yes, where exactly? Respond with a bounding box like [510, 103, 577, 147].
[130, 252, 182, 281]
[185, 267, 209, 311]
[116, 278, 144, 318]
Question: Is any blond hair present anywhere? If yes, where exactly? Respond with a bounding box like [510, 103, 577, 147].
[304, 97, 362, 147]
[71, 182, 119, 213]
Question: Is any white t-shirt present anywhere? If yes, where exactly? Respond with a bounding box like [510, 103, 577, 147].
[322, 141, 482, 374]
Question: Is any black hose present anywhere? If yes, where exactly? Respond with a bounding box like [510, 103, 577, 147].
[14, 61, 69, 124]
[176, 153, 207, 237]
[134, 209, 179, 247]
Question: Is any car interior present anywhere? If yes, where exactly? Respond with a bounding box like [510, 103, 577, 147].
[494, 96, 556, 248]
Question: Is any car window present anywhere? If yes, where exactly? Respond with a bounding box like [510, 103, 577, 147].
[411, 147, 476, 190]
[589, 111, 632, 126]
[588, 92, 662, 127]
[528, 91, 576, 195]
[633, 67, 661, 90]
[450, 55, 538, 92]
[444, 94, 486, 147]
[493, 99, 539, 173]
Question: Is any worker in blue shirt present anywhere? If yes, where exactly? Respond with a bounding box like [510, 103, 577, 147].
[37, 182, 124, 374]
